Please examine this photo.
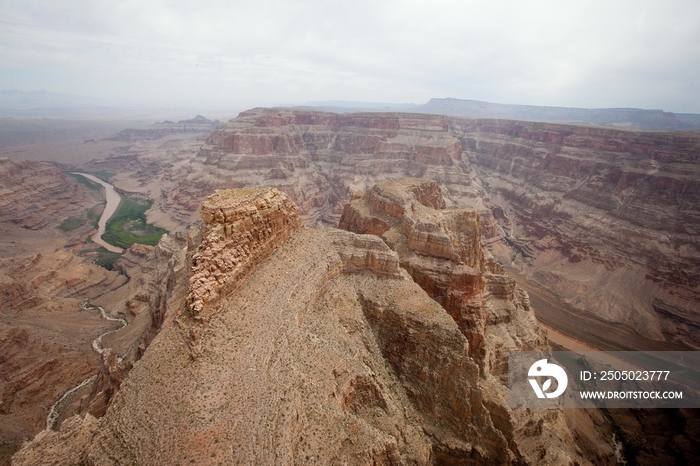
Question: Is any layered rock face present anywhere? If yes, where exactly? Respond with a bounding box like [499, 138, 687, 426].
[14, 187, 591, 465]
[339, 178, 534, 357]
[0, 158, 103, 256]
[339, 179, 586, 463]
[187, 187, 301, 316]
[451, 118, 700, 347]
[83, 234, 188, 419]
[159, 109, 485, 227]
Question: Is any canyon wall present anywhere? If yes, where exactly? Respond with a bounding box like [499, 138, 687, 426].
[156, 109, 485, 227]
[99, 108, 700, 349]
[14, 187, 598, 465]
[162, 110, 700, 349]
[450, 118, 700, 347]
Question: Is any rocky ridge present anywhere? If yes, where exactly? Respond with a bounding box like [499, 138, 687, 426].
[13, 187, 594, 465]
[187, 187, 301, 316]
[412, 98, 698, 130]
[76, 107, 700, 347]
[340, 178, 533, 360]
[450, 118, 700, 347]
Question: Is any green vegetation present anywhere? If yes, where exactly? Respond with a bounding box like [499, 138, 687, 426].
[95, 247, 122, 270]
[57, 203, 103, 232]
[68, 172, 103, 191]
[58, 217, 87, 232]
[102, 195, 168, 249]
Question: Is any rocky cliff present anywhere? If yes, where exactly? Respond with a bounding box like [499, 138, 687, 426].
[155, 108, 485, 227]
[96, 107, 700, 351]
[13, 187, 596, 465]
[451, 118, 700, 348]
[187, 187, 301, 316]
[85, 107, 700, 350]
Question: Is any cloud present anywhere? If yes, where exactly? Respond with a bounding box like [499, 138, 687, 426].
[0, 0, 698, 112]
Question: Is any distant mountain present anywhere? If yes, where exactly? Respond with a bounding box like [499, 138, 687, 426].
[106, 115, 220, 141]
[409, 98, 700, 130]
[676, 113, 700, 128]
[297, 100, 417, 113]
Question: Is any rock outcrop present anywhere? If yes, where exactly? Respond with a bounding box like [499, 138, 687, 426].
[340, 178, 531, 358]
[13, 187, 591, 465]
[339, 178, 590, 463]
[451, 118, 700, 347]
[187, 187, 302, 316]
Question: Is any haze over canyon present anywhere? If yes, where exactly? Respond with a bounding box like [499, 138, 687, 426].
[1, 99, 699, 464]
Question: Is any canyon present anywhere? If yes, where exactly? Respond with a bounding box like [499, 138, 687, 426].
[106, 108, 698, 351]
[1, 107, 699, 464]
[12, 186, 599, 465]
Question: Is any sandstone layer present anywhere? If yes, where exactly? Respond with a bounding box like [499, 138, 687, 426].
[13, 187, 593, 465]
[0, 158, 105, 256]
[187, 187, 301, 316]
[89, 107, 700, 349]
[450, 118, 700, 347]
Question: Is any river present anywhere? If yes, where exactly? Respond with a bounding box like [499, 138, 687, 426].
[45, 303, 127, 431]
[72, 173, 123, 254]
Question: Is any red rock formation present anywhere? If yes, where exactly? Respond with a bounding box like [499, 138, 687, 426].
[187, 187, 302, 316]
[451, 118, 700, 347]
[339, 179, 540, 361]
[159, 109, 483, 227]
[13, 187, 591, 465]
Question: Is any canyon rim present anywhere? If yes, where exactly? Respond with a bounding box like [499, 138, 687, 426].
[1, 106, 699, 464]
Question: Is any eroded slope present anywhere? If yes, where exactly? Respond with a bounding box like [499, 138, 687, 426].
[14, 187, 592, 465]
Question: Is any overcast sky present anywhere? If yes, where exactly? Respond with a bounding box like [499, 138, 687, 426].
[1, 0, 699, 113]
